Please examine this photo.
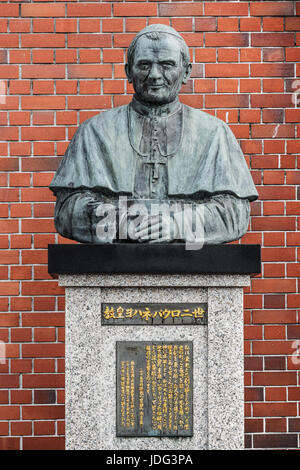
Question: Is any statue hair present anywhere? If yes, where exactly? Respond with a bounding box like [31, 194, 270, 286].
[127, 30, 191, 71]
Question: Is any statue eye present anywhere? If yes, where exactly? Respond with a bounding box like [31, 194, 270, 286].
[161, 62, 175, 69]
[138, 62, 150, 70]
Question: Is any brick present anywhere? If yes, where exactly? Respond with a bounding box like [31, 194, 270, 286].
[34, 421, 55, 436]
[21, 3, 65, 17]
[195, 49, 216, 63]
[22, 281, 64, 296]
[257, 186, 295, 200]
[264, 295, 285, 309]
[22, 406, 64, 420]
[0, 422, 8, 436]
[253, 434, 298, 449]
[251, 33, 294, 47]
[253, 310, 296, 325]
[11, 421, 32, 436]
[195, 18, 216, 32]
[68, 65, 112, 79]
[240, 18, 261, 32]
[286, 18, 300, 30]
[34, 328, 56, 342]
[286, 48, 300, 61]
[205, 64, 249, 78]
[263, 18, 284, 32]
[264, 326, 286, 340]
[23, 437, 65, 451]
[245, 387, 264, 402]
[21, 127, 65, 141]
[79, 19, 100, 33]
[286, 203, 300, 216]
[288, 386, 300, 402]
[56, 19, 77, 33]
[206, 33, 249, 47]
[265, 357, 286, 371]
[126, 18, 147, 33]
[250, 2, 294, 16]
[32, 51, 54, 65]
[0, 438, 20, 450]
[245, 419, 263, 433]
[253, 340, 297, 356]
[22, 343, 65, 358]
[289, 418, 300, 431]
[252, 279, 296, 293]
[56, 50, 77, 64]
[34, 359, 55, 374]
[68, 34, 111, 48]
[34, 390, 56, 404]
[181, 33, 203, 47]
[288, 295, 300, 308]
[0, 220, 19, 233]
[21, 34, 65, 49]
[102, 19, 123, 33]
[67, 3, 111, 17]
[0, 65, 18, 79]
[23, 374, 64, 389]
[159, 3, 202, 17]
[68, 96, 111, 110]
[22, 96, 65, 110]
[251, 64, 294, 77]
[22, 65, 65, 79]
[0, 5, 19, 17]
[79, 50, 101, 64]
[218, 18, 239, 32]
[21, 187, 55, 202]
[205, 94, 248, 108]
[218, 49, 239, 62]
[11, 359, 32, 374]
[0, 282, 19, 296]
[32, 19, 54, 33]
[0, 406, 20, 419]
[287, 326, 300, 339]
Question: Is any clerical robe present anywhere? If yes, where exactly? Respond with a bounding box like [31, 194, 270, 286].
[49, 97, 258, 244]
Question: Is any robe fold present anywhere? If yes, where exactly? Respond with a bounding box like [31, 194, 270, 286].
[49, 103, 258, 202]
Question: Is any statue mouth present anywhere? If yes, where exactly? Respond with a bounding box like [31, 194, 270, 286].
[145, 83, 165, 88]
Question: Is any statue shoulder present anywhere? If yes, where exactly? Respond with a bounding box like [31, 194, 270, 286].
[76, 104, 129, 136]
[183, 104, 229, 135]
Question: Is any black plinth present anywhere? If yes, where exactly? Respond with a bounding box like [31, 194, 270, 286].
[48, 243, 261, 275]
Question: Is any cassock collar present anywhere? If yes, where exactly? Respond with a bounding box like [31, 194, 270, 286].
[128, 97, 183, 157]
[131, 95, 182, 118]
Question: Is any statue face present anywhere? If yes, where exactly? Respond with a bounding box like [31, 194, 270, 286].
[127, 35, 191, 105]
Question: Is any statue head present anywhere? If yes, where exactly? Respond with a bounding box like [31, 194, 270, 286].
[125, 24, 192, 105]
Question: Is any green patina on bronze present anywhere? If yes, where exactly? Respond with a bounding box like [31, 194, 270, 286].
[49, 24, 258, 245]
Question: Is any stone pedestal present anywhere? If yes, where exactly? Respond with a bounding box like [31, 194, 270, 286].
[59, 272, 249, 450]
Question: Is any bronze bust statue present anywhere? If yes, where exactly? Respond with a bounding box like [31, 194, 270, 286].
[50, 24, 258, 246]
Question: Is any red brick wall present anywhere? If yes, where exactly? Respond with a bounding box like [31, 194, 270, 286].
[0, 1, 299, 450]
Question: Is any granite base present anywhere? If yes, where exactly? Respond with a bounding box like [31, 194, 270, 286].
[60, 273, 248, 450]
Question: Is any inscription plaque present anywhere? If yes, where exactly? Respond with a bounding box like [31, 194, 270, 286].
[102, 303, 207, 325]
[116, 341, 193, 437]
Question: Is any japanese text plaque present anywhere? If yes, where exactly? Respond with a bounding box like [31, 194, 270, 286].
[116, 341, 193, 437]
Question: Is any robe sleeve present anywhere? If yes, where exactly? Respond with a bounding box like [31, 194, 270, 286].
[187, 119, 258, 201]
[54, 190, 120, 244]
[170, 194, 249, 245]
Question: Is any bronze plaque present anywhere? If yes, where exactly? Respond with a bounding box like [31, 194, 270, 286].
[102, 302, 207, 325]
[116, 341, 193, 437]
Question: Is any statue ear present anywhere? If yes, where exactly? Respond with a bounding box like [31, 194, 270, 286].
[182, 63, 192, 84]
[125, 63, 132, 83]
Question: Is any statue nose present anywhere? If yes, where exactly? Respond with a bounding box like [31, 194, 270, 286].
[148, 63, 162, 79]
